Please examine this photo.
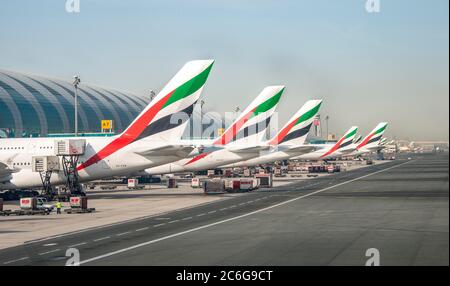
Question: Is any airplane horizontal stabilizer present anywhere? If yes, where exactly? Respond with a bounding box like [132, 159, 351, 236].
[134, 145, 195, 158]
[227, 145, 270, 154]
[283, 145, 317, 155]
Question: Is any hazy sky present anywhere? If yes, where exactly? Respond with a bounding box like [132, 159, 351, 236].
[0, 0, 448, 140]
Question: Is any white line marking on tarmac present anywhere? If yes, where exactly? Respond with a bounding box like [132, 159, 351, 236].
[153, 223, 165, 227]
[197, 213, 205, 217]
[116, 232, 131, 237]
[135, 227, 149, 232]
[43, 243, 58, 247]
[79, 161, 412, 265]
[3, 257, 29, 265]
[168, 220, 179, 224]
[38, 249, 60, 256]
[24, 196, 236, 245]
[208, 211, 216, 214]
[68, 242, 87, 248]
[220, 208, 228, 211]
[93, 236, 111, 242]
[182, 217, 192, 221]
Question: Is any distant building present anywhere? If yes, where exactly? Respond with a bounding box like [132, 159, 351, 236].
[0, 69, 148, 137]
[0, 69, 262, 139]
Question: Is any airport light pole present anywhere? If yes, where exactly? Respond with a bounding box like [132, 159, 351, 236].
[73, 76, 81, 136]
[150, 90, 155, 101]
[325, 115, 329, 141]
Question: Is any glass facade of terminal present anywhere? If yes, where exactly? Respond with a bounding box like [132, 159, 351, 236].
[0, 69, 148, 138]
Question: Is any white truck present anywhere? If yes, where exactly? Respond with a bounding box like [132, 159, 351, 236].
[36, 197, 55, 213]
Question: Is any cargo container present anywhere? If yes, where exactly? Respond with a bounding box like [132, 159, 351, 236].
[70, 196, 88, 209]
[20, 197, 37, 210]
[224, 179, 241, 192]
[327, 165, 335, 173]
[274, 167, 287, 177]
[255, 173, 273, 188]
[191, 177, 200, 188]
[240, 179, 255, 191]
[65, 196, 95, 214]
[203, 179, 226, 194]
[167, 178, 178, 188]
[127, 178, 143, 189]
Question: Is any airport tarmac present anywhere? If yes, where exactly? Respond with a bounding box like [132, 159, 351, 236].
[0, 160, 370, 250]
[0, 153, 447, 266]
[0, 187, 225, 250]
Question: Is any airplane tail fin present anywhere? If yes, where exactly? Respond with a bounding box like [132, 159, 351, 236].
[124, 59, 214, 142]
[320, 126, 358, 158]
[353, 134, 363, 144]
[77, 60, 214, 171]
[214, 85, 284, 146]
[356, 122, 388, 150]
[269, 99, 323, 146]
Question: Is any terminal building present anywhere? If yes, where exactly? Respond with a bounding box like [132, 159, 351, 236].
[0, 69, 148, 138]
[0, 69, 268, 140]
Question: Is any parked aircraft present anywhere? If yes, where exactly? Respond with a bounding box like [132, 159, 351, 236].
[0, 60, 214, 190]
[140, 85, 285, 175]
[290, 126, 359, 161]
[220, 99, 323, 168]
[345, 122, 389, 156]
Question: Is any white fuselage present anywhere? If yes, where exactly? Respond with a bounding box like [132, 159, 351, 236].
[0, 136, 189, 190]
[221, 150, 290, 168]
[290, 144, 337, 161]
[221, 145, 313, 168]
[142, 146, 262, 175]
[345, 146, 380, 157]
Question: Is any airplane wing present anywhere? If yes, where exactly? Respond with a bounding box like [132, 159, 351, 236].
[306, 144, 330, 150]
[134, 145, 196, 158]
[227, 145, 270, 154]
[338, 147, 357, 154]
[283, 145, 316, 155]
[0, 162, 15, 183]
[365, 145, 385, 151]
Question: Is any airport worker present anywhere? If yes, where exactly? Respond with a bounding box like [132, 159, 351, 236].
[56, 201, 62, 214]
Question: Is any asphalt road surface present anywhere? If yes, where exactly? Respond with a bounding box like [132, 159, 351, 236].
[1, 153, 448, 266]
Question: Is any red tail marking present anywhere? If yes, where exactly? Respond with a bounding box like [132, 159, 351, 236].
[356, 131, 375, 150]
[269, 116, 300, 146]
[77, 91, 174, 171]
[213, 108, 256, 146]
